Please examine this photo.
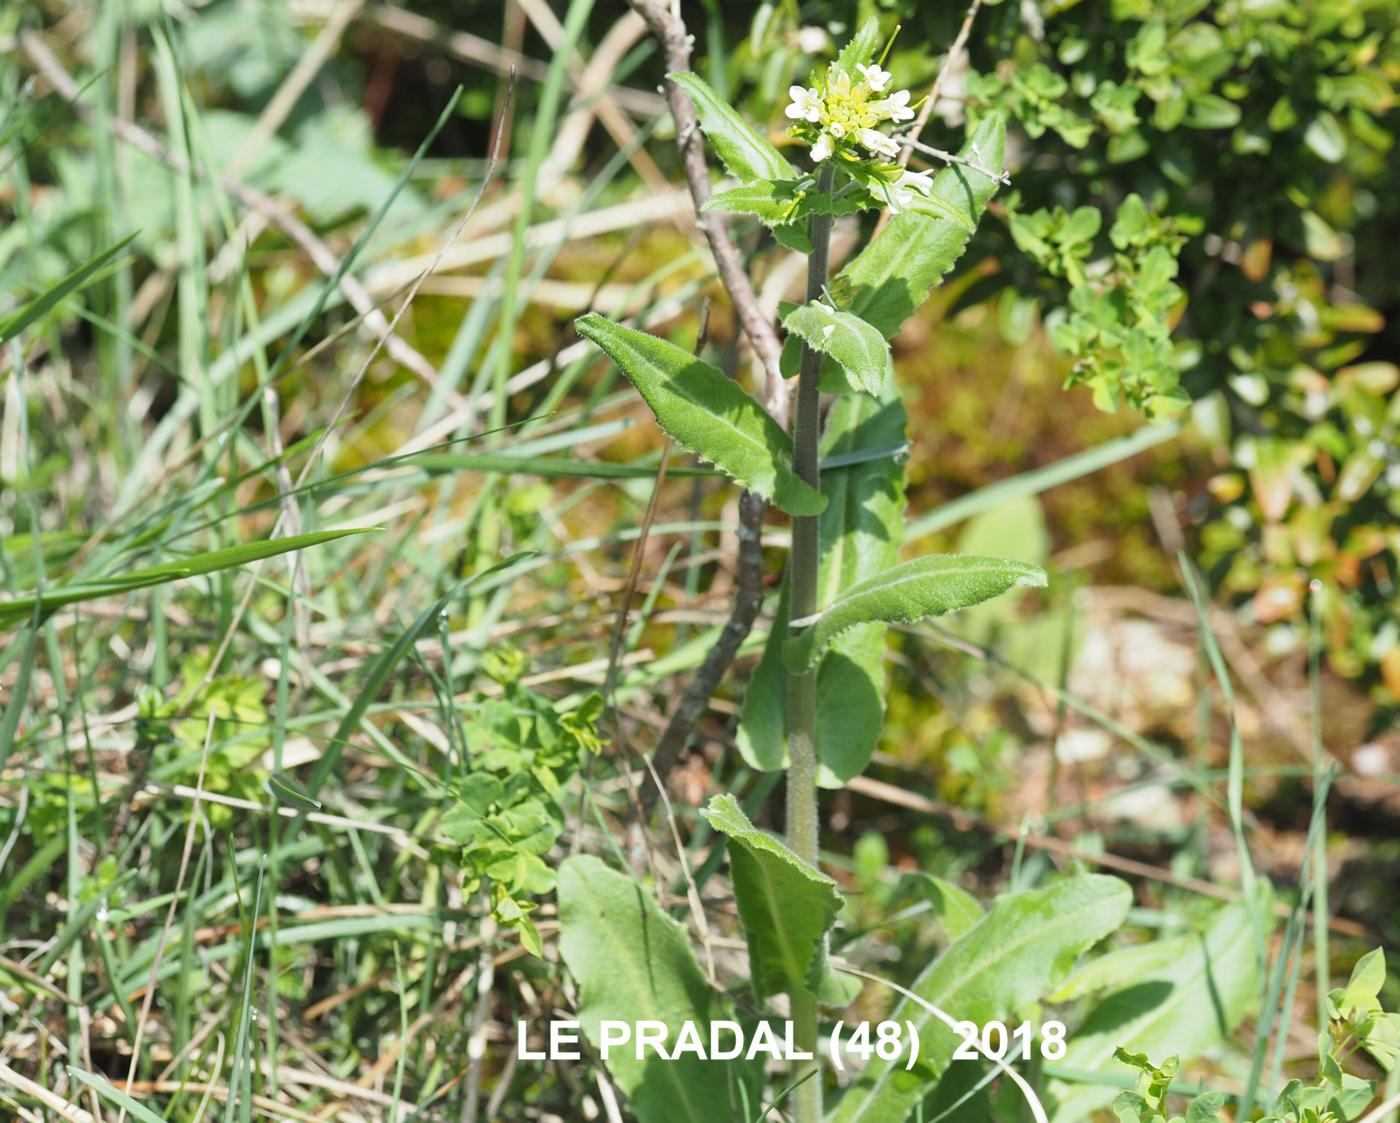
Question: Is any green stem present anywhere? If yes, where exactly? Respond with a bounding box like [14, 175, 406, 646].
[786, 160, 834, 1123]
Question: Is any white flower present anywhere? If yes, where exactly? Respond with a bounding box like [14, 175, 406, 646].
[828, 121, 848, 139]
[888, 169, 934, 212]
[786, 85, 822, 122]
[796, 27, 829, 54]
[857, 128, 900, 159]
[811, 132, 834, 162]
[871, 89, 914, 123]
[856, 63, 892, 93]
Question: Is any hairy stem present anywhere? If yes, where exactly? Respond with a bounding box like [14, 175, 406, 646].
[785, 161, 835, 1123]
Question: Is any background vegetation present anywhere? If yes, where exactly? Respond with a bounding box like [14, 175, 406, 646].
[0, 0, 1397, 1119]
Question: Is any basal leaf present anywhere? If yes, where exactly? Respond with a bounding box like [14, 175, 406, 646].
[668, 72, 795, 183]
[919, 875, 985, 942]
[1049, 889, 1269, 1121]
[0, 528, 371, 630]
[737, 390, 907, 785]
[829, 874, 1132, 1123]
[783, 301, 892, 397]
[784, 553, 1046, 672]
[557, 855, 758, 1122]
[575, 313, 825, 516]
[701, 794, 849, 1004]
[839, 116, 1007, 338]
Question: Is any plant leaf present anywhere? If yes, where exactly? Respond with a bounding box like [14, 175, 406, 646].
[701, 794, 850, 1004]
[918, 875, 985, 942]
[0, 527, 371, 630]
[783, 301, 892, 397]
[557, 855, 758, 1122]
[1342, 946, 1386, 1010]
[700, 179, 804, 224]
[828, 874, 1133, 1123]
[575, 313, 825, 516]
[784, 553, 1046, 672]
[1049, 889, 1270, 1120]
[0, 232, 138, 344]
[699, 180, 866, 240]
[737, 390, 907, 785]
[668, 72, 795, 183]
[1048, 935, 1197, 1002]
[838, 115, 1006, 338]
[835, 16, 884, 78]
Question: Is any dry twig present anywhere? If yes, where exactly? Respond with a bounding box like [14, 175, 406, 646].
[624, 0, 782, 810]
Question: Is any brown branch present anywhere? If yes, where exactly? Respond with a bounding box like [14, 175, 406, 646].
[624, 0, 781, 811]
[625, 0, 788, 425]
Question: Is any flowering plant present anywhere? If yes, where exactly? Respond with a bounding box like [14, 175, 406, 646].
[778, 32, 955, 217]
[570, 19, 1047, 1123]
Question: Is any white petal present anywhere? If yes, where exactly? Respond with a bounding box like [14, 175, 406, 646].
[858, 128, 900, 158]
[811, 133, 833, 161]
[857, 63, 892, 93]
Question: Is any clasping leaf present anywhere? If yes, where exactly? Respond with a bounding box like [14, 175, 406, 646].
[576, 313, 825, 516]
[783, 300, 893, 397]
[701, 794, 856, 1005]
[783, 553, 1047, 672]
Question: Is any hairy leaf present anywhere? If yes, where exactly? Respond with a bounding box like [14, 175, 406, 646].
[835, 16, 884, 77]
[737, 390, 907, 785]
[829, 874, 1133, 1123]
[919, 875, 985, 942]
[67, 1068, 166, 1123]
[700, 180, 804, 224]
[669, 72, 795, 183]
[700, 180, 863, 253]
[575, 313, 825, 516]
[783, 301, 893, 397]
[838, 116, 1007, 338]
[1048, 936, 1197, 1002]
[701, 794, 850, 1003]
[1049, 889, 1269, 1121]
[557, 856, 757, 1122]
[784, 553, 1046, 672]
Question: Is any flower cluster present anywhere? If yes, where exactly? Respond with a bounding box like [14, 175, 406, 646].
[784, 58, 937, 213]
[785, 62, 914, 164]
